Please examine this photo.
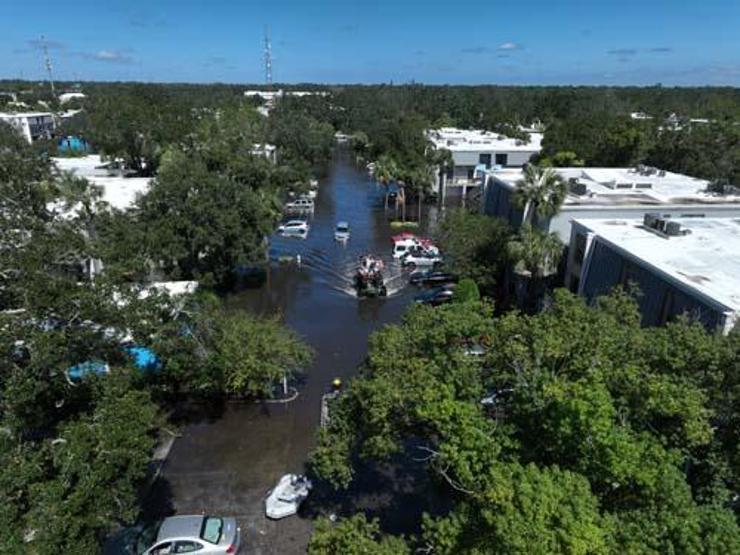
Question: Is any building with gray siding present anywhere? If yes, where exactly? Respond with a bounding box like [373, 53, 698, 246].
[482, 166, 740, 242]
[566, 217, 740, 334]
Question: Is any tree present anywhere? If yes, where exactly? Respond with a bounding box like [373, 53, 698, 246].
[310, 290, 740, 552]
[131, 148, 281, 288]
[452, 278, 480, 303]
[511, 164, 567, 227]
[16, 374, 159, 553]
[309, 515, 410, 555]
[539, 150, 584, 167]
[436, 208, 512, 295]
[86, 85, 195, 176]
[507, 225, 563, 312]
[208, 311, 313, 398]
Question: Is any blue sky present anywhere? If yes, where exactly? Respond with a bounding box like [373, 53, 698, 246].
[4, 0, 740, 85]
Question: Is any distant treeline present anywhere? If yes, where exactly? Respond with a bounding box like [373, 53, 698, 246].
[4, 80, 738, 184]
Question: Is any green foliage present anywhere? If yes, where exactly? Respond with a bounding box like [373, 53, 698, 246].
[512, 164, 568, 226]
[85, 85, 197, 176]
[453, 278, 480, 303]
[310, 290, 740, 552]
[209, 311, 313, 397]
[132, 147, 280, 287]
[436, 208, 512, 293]
[423, 463, 608, 554]
[539, 150, 585, 167]
[309, 514, 410, 555]
[507, 225, 563, 279]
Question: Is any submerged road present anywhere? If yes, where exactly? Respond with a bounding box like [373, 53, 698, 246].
[147, 148, 438, 553]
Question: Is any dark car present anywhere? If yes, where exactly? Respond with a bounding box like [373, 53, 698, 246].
[414, 286, 455, 306]
[409, 270, 459, 287]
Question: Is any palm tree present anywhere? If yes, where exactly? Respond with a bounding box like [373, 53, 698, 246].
[373, 154, 399, 211]
[512, 164, 567, 227]
[507, 225, 563, 313]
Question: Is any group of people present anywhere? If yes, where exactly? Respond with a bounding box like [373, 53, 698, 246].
[357, 255, 384, 278]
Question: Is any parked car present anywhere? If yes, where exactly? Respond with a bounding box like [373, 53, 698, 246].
[277, 220, 309, 238]
[106, 515, 240, 555]
[284, 197, 314, 211]
[401, 249, 443, 268]
[391, 233, 439, 259]
[334, 221, 350, 242]
[414, 286, 455, 306]
[409, 270, 458, 287]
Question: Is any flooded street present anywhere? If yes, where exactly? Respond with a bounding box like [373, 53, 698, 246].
[148, 148, 438, 553]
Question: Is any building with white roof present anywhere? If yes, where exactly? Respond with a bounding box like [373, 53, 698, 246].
[53, 155, 151, 211]
[566, 216, 740, 334]
[0, 111, 55, 143]
[428, 127, 542, 200]
[59, 92, 86, 104]
[244, 89, 328, 116]
[482, 165, 740, 242]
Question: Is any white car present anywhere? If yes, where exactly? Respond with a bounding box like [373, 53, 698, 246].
[401, 249, 442, 267]
[334, 221, 350, 242]
[284, 197, 314, 211]
[277, 220, 309, 238]
[391, 238, 440, 259]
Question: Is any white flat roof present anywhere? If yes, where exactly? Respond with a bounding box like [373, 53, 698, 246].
[0, 111, 53, 118]
[489, 166, 740, 207]
[428, 127, 543, 153]
[53, 155, 150, 210]
[574, 217, 740, 312]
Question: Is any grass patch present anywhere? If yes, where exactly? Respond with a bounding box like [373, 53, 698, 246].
[389, 220, 419, 229]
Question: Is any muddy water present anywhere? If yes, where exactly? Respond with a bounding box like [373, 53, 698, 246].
[150, 148, 439, 553]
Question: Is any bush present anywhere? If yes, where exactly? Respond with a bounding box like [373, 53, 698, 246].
[453, 278, 480, 303]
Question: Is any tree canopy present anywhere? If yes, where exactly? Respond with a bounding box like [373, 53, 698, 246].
[311, 290, 740, 552]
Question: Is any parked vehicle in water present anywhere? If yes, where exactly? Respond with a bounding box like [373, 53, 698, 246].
[401, 248, 443, 268]
[108, 515, 241, 555]
[284, 197, 314, 212]
[277, 220, 309, 238]
[408, 270, 458, 287]
[414, 286, 455, 306]
[265, 474, 313, 519]
[334, 221, 350, 242]
[354, 255, 387, 297]
[391, 233, 439, 259]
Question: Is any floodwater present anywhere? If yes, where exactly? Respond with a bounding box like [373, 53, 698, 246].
[147, 148, 441, 553]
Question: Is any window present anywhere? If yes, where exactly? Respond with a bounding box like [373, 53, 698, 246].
[200, 517, 223, 544]
[495, 153, 508, 166]
[149, 542, 173, 555]
[467, 168, 475, 179]
[479, 153, 492, 168]
[174, 541, 204, 553]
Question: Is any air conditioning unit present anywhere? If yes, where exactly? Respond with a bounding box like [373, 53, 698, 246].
[665, 221, 682, 236]
[643, 212, 659, 228]
[570, 180, 588, 196]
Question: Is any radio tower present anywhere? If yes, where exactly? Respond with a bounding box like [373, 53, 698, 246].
[264, 26, 273, 86]
[41, 35, 56, 97]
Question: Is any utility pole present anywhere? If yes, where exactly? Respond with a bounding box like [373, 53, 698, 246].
[41, 35, 56, 98]
[264, 26, 273, 87]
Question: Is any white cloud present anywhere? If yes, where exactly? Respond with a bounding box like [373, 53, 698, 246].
[498, 42, 521, 51]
